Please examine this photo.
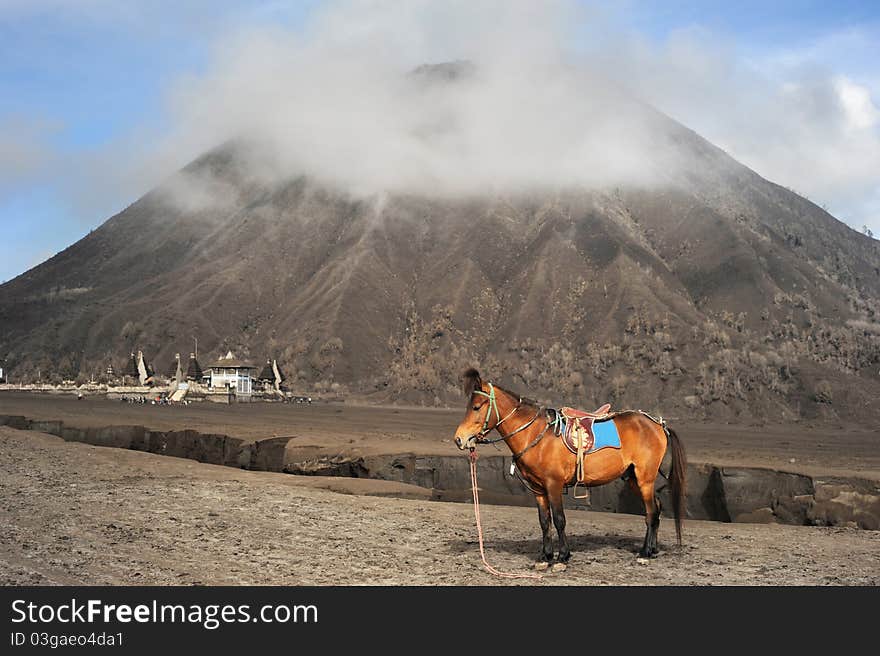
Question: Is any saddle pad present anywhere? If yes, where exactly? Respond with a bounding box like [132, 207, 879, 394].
[592, 419, 621, 451]
[561, 417, 621, 455]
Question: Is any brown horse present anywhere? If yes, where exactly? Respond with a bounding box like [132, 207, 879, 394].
[453, 368, 686, 569]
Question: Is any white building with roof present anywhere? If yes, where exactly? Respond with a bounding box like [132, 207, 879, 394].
[205, 351, 255, 397]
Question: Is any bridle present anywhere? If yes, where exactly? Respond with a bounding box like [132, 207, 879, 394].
[468, 382, 541, 444]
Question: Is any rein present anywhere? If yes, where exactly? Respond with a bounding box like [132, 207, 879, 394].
[468, 382, 550, 492]
[512, 420, 550, 462]
[463, 383, 547, 580]
[468, 448, 543, 581]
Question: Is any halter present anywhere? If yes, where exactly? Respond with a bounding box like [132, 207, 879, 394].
[471, 383, 540, 444]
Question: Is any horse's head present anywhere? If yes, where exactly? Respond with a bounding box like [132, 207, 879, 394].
[454, 368, 503, 450]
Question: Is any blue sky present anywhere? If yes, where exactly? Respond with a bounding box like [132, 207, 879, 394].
[1, 0, 878, 283]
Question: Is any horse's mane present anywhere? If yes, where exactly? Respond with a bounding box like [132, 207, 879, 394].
[500, 385, 543, 411]
[461, 368, 542, 410]
[461, 368, 482, 397]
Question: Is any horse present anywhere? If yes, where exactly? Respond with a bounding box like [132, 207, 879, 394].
[453, 368, 686, 570]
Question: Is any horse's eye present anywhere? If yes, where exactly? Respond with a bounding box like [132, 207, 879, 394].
[472, 406, 480, 411]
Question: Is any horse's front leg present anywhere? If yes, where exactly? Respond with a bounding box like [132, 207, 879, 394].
[534, 494, 554, 570]
[547, 481, 570, 569]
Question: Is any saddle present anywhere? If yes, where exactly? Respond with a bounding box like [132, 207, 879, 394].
[558, 404, 611, 453]
[553, 404, 614, 499]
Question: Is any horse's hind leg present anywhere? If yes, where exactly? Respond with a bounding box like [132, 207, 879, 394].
[627, 475, 660, 558]
[650, 494, 662, 553]
[637, 477, 661, 558]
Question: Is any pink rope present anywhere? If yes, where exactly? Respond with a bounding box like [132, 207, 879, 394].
[468, 450, 543, 581]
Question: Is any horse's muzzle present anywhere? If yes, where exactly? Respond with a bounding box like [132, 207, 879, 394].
[455, 435, 477, 450]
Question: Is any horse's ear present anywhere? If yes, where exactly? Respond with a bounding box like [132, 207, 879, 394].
[462, 368, 482, 396]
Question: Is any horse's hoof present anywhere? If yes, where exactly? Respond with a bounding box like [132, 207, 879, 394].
[533, 561, 550, 572]
[636, 557, 651, 565]
[551, 562, 567, 573]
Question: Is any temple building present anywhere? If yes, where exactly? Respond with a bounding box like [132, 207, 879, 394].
[185, 353, 204, 381]
[167, 353, 184, 384]
[136, 350, 154, 386]
[122, 353, 139, 384]
[257, 359, 286, 393]
[205, 351, 255, 398]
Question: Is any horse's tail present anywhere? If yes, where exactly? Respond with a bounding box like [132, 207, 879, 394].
[665, 426, 687, 545]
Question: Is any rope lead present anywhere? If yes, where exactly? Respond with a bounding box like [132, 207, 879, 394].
[468, 449, 543, 581]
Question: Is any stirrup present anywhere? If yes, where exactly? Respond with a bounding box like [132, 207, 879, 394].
[572, 451, 590, 500]
[572, 480, 590, 500]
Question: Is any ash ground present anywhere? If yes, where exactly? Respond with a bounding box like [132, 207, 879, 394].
[2, 393, 878, 477]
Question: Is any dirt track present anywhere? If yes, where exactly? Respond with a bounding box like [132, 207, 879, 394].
[2, 393, 879, 478]
[1, 427, 877, 586]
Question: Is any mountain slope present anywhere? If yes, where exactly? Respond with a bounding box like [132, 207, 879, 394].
[2, 112, 879, 424]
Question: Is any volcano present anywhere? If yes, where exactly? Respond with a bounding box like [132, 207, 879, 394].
[2, 65, 879, 424]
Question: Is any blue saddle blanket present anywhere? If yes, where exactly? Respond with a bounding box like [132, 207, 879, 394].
[559, 414, 621, 455]
[591, 419, 621, 451]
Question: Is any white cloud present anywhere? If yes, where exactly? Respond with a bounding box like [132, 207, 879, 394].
[835, 76, 880, 131]
[146, 0, 693, 200]
[11, 0, 879, 236]
[595, 25, 880, 234]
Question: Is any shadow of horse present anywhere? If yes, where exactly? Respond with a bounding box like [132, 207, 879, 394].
[445, 532, 642, 558]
